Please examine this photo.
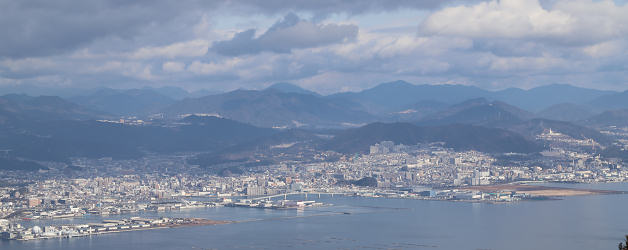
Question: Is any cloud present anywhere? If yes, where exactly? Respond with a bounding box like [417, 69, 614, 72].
[131, 40, 210, 59]
[0, 0, 214, 59]
[420, 0, 574, 38]
[419, 0, 628, 45]
[1, 0, 627, 93]
[188, 59, 243, 75]
[212, 13, 358, 56]
[162, 61, 186, 73]
[222, 0, 459, 16]
[0, 0, 455, 59]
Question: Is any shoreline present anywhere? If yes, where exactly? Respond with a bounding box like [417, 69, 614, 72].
[5, 218, 231, 241]
[459, 183, 626, 197]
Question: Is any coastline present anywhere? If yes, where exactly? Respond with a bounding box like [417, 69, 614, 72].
[5, 218, 231, 241]
[459, 183, 626, 197]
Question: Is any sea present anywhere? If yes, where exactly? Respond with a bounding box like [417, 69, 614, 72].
[2, 182, 628, 250]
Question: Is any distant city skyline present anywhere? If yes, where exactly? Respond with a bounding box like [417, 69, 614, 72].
[1, 0, 628, 94]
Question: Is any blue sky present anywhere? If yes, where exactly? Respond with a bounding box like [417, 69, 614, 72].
[0, 0, 627, 94]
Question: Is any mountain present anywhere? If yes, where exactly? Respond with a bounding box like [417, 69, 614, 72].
[145, 86, 190, 100]
[0, 115, 276, 163]
[385, 100, 449, 121]
[189, 89, 223, 98]
[0, 94, 106, 124]
[70, 88, 175, 116]
[492, 84, 615, 112]
[163, 89, 374, 128]
[582, 109, 628, 127]
[0, 157, 47, 171]
[329, 80, 490, 114]
[589, 91, 628, 111]
[0, 84, 93, 97]
[536, 103, 597, 122]
[3, 82, 620, 118]
[329, 82, 616, 114]
[409, 98, 612, 146]
[266, 82, 320, 96]
[325, 122, 542, 154]
[505, 119, 613, 145]
[417, 98, 534, 127]
[187, 128, 322, 169]
[601, 145, 628, 161]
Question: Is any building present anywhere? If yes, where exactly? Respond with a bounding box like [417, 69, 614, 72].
[28, 198, 41, 208]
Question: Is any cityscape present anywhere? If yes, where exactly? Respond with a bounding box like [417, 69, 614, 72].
[2, 125, 627, 241]
[2, 0, 628, 249]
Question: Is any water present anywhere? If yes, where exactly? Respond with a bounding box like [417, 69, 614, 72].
[3, 182, 628, 250]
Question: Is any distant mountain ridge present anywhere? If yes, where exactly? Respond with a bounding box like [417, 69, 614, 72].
[0, 94, 107, 124]
[536, 103, 597, 122]
[491, 84, 615, 112]
[582, 109, 628, 127]
[266, 82, 320, 96]
[417, 98, 534, 126]
[0, 90, 619, 171]
[324, 81, 618, 116]
[163, 89, 374, 128]
[328, 80, 491, 114]
[70, 88, 176, 116]
[410, 98, 612, 146]
[3, 81, 626, 123]
[589, 91, 628, 111]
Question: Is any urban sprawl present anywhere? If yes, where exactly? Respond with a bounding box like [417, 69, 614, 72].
[1, 127, 627, 240]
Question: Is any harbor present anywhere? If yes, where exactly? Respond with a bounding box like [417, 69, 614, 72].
[0, 217, 229, 241]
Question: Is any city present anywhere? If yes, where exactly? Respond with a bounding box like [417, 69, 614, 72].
[2, 125, 627, 241]
[2, 0, 628, 249]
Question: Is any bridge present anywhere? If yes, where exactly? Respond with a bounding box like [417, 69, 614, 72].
[249, 191, 348, 201]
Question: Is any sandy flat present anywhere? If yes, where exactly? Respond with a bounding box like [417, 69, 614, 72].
[460, 184, 621, 197]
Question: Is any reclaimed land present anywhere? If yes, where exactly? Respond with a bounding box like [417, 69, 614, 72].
[166, 218, 232, 228]
[460, 184, 625, 197]
[16, 218, 232, 241]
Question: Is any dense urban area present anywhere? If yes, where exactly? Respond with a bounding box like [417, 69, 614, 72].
[2, 122, 627, 240]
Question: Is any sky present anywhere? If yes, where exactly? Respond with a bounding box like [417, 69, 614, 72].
[1, 0, 628, 94]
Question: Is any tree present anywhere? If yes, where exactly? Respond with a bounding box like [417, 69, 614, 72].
[619, 235, 628, 250]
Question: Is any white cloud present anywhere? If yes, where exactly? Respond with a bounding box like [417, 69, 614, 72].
[86, 61, 157, 80]
[187, 58, 242, 75]
[131, 40, 210, 59]
[553, 0, 628, 43]
[1, 58, 56, 72]
[420, 0, 575, 39]
[420, 0, 628, 45]
[488, 53, 569, 72]
[582, 40, 626, 58]
[162, 61, 186, 73]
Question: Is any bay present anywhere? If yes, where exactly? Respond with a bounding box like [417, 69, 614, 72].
[3, 182, 628, 250]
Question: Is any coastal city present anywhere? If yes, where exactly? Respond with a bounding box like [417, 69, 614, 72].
[1, 127, 627, 241]
[4, 0, 628, 248]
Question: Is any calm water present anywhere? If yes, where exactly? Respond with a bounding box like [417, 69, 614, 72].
[3, 182, 628, 250]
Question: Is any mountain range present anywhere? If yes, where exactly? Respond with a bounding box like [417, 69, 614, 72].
[0, 115, 277, 162]
[0, 94, 107, 125]
[1, 81, 628, 170]
[70, 88, 176, 116]
[163, 89, 374, 128]
[582, 109, 628, 127]
[156, 81, 628, 128]
[7, 81, 626, 129]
